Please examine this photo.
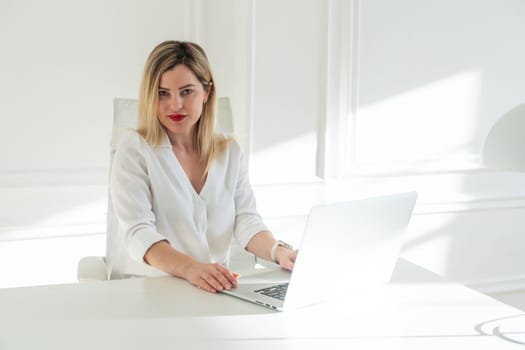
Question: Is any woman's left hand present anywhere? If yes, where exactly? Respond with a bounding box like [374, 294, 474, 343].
[275, 248, 298, 271]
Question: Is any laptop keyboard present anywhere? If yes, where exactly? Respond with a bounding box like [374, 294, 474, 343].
[254, 283, 289, 301]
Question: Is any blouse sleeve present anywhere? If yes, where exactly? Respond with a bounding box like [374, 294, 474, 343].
[110, 132, 166, 263]
[232, 142, 269, 248]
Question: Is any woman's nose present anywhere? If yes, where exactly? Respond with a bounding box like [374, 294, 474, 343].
[170, 94, 183, 110]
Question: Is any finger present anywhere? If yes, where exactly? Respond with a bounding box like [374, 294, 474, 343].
[196, 281, 215, 293]
[231, 273, 240, 288]
[290, 250, 298, 262]
[211, 270, 233, 290]
[199, 277, 217, 293]
[280, 257, 295, 271]
[203, 273, 225, 292]
[225, 270, 239, 288]
[214, 264, 239, 288]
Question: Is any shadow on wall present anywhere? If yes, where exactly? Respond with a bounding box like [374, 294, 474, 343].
[402, 103, 525, 286]
[403, 205, 525, 284]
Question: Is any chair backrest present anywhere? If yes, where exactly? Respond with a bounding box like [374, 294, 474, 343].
[111, 97, 234, 152]
[482, 103, 525, 172]
[106, 97, 235, 278]
[105, 99, 139, 278]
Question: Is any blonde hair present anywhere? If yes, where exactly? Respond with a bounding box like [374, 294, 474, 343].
[137, 40, 231, 173]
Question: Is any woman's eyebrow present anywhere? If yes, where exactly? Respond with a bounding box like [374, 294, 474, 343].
[178, 83, 196, 90]
[159, 83, 196, 91]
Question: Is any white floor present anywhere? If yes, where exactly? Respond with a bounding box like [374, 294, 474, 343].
[1, 235, 524, 313]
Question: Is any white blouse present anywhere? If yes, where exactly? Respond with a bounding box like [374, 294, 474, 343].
[106, 130, 268, 278]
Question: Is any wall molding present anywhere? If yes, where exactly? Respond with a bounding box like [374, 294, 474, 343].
[346, 155, 485, 177]
[0, 224, 106, 242]
[318, 0, 356, 179]
[321, 0, 489, 177]
[2, 168, 525, 241]
[252, 171, 525, 217]
[414, 196, 525, 215]
[0, 168, 108, 188]
[2, 187, 524, 242]
[322, 0, 509, 178]
[184, 0, 204, 43]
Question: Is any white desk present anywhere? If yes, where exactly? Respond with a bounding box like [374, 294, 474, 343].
[0, 259, 524, 349]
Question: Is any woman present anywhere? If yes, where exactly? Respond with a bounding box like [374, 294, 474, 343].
[107, 40, 296, 293]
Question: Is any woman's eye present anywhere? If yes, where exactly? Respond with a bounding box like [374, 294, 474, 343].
[159, 90, 169, 97]
[180, 89, 193, 97]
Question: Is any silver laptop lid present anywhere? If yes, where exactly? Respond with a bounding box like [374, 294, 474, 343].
[283, 191, 417, 310]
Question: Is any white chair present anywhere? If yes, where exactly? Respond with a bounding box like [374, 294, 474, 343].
[77, 97, 241, 281]
[481, 103, 525, 172]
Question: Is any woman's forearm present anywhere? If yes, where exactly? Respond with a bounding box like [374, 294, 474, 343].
[245, 230, 278, 261]
[144, 240, 239, 292]
[143, 240, 195, 278]
[246, 231, 297, 270]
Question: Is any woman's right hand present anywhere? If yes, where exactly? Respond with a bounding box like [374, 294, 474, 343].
[183, 261, 239, 293]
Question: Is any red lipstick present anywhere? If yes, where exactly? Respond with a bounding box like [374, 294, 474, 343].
[168, 114, 186, 122]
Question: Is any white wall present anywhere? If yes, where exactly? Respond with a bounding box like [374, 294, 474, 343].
[0, 0, 202, 186]
[242, 0, 525, 295]
[250, 0, 327, 183]
[200, 0, 254, 155]
[352, 0, 525, 174]
[1, 0, 525, 297]
[0, 0, 202, 283]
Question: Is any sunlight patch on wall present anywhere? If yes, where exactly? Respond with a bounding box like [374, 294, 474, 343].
[0, 196, 107, 241]
[353, 70, 483, 166]
[32, 197, 107, 228]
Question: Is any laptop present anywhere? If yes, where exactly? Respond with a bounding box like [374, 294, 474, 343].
[222, 191, 418, 311]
